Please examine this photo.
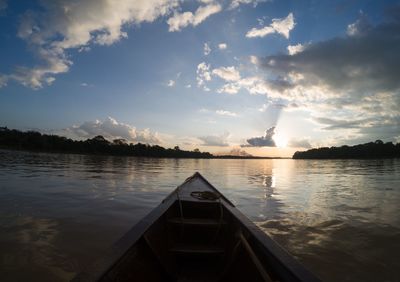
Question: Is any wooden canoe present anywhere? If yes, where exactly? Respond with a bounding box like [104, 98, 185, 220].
[73, 172, 320, 282]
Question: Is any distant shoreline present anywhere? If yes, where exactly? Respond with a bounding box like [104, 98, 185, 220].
[293, 140, 400, 159]
[3, 127, 399, 160]
[0, 146, 286, 159]
[0, 127, 283, 159]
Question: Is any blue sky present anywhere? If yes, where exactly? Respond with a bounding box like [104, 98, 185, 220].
[0, 0, 399, 157]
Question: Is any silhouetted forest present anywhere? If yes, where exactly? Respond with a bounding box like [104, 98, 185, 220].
[0, 127, 213, 158]
[293, 140, 400, 159]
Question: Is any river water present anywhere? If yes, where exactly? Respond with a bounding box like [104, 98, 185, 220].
[0, 149, 399, 281]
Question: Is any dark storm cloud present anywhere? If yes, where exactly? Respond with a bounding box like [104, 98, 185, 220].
[312, 117, 373, 130]
[241, 127, 276, 147]
[253, 10, 400, 143]
[358, 116, 400, 138]
[261, 11, 400, 95]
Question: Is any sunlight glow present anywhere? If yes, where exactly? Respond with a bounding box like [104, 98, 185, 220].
[273, 133, 288, 148]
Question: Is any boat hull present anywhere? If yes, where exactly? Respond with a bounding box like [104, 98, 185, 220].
[73, 172, 320, 282]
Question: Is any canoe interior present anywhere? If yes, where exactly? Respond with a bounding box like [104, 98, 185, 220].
[74, 173, 319, 282]
[101, 200, 269, 282]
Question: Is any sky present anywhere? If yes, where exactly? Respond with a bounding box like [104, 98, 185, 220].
[0, 0, 399, 157]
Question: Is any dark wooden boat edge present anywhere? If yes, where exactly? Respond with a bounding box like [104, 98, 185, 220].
[72, 172, 320, 282]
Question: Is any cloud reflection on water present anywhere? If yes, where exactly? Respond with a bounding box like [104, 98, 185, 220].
[0, 150, 400, 281]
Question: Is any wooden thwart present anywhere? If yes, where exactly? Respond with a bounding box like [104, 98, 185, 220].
[170, 243, 225, 255]
[168, 217, 227, 226]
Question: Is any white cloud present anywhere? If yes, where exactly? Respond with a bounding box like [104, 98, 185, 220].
[212, 66, 241, 81]
[1, 0, 274, 90]
[199, 0, 215, 4]
[218, 43, 227, 50]
[257, 18, 265, 26]
[167, 79, 175, 87]
[229, 0, 265, 9]
[347, 13, 371, 36]
[216, 76, 265, 95]
[78, 46, 91, 53]
[3, 0, 180, 89]
[185, 84, 192, 88]
[199, 132, 230, 146]
[196, 62, 211, 89]
[9, 50, 70, 89]
[0, 75, 8, 87]
[217, 83, 240, 94]
[246, 13, 295, 39]
[64, 117, 161, 144]
[249, 55, 259, 65]
[204, 42, 211, 55]
[167, 3, 221, 32]
[216, 110, 237, 117]
[287, 43, 304, 55]
[247, 26, 274, 39]
[215, 74, 307, 99]
[80, 82, 94, 87]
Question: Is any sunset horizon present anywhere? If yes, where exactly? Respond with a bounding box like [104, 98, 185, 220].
[1, 1, 400, 281]
[1, 1, 399, 158]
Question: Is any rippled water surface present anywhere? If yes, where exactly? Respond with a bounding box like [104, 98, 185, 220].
[0, 149, 399, 281]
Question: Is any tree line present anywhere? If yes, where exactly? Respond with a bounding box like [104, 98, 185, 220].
[0, 127, 213, 158]
[293, 140, 400, 159]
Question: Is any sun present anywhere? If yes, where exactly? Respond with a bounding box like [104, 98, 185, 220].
[273, 133, 288, 148]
